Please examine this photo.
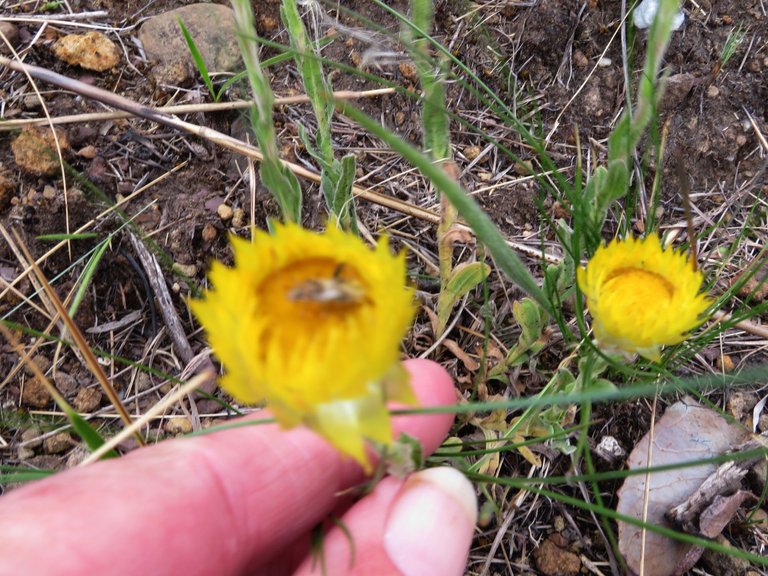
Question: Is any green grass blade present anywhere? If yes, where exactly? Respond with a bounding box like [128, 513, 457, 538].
[36, 232, 98, 241]
[178, 18, 217, 101]
[67, 238, 110, 318]
[231, 0, 303, 222]
[0, 468, 56, 485]
[64, 407, 118, 458]
[281, 0, 334, 163]
[337, 101, 552, 316]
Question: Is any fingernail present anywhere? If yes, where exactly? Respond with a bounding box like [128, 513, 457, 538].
[384, 467, 477, 576]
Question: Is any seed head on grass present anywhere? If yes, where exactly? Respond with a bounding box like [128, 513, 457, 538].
[577, 235, 711, 362]
[191, 223, 416, 471]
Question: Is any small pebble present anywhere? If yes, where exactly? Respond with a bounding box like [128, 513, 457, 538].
[77, 145, 97, 159]
[17, 447, 35, 461]
[21, 426, 43, 449]
[65, 446, 89, 468]
[21, 379, 51, 408]
[53, 31, 120, 72]
[11, 128, 71, 176]
[164, 417, 193, 435]
[706, 85, 720, 98]
[0, 22, 20, 52]
[398, 62, 418, 81]
[22, 94, 42, 110]
[231, 207, 246, 228]
[174, 262, 197, 278]
[573, 49, 588, 68]
[53, 371, 78, 396]
[259, 15, 278, 32]
[513, 160, 533, 175]
[716, 354, 735, 372]
[74, 387, 102, 412]
[202, 223, 218, 243]
[217, 203, 234, 221]
[42, 185, 57, 200]
[596, 435, 626, 462]
[464, 145, 482, 161]
[44, 432, 73, 454]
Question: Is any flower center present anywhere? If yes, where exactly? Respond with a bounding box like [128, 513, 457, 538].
[602, 267, 675, 306]
[256, 257, 370, 322]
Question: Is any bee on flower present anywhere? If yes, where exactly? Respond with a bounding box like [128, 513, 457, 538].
[577, 234, 711, 361]
[191, 223, 416, 472]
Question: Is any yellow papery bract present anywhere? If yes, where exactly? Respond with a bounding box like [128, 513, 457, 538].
[190, 223, 416, 471]
[577, 235, 711, 361]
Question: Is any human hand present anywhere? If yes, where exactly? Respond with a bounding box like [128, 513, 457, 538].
[0, 359, 477, 575]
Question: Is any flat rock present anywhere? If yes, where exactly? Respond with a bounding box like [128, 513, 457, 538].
[139, 4, 241, 86]
[53, 31, 120, 72]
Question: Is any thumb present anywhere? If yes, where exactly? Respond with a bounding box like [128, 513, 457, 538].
[384, 467, 478, 576]
[293, 467, 477, 576]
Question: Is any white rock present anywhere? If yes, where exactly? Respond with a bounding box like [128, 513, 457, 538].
[632, 0, 685, 30]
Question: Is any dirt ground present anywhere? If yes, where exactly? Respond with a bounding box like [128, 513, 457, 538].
[1, 0, 767, 574]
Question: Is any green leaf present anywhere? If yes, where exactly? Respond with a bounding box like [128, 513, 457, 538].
[437, 261, 491, 331]
[178, 18, 217, 101]
[328, 154, 358, 232]
[514, 298, 545, 345]
[596, 159, 630, 217]
[259, 158, 303, 223]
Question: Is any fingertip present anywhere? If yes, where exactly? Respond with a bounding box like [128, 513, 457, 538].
[395, 359, 456, 456]
[384, 467, 477, 576]
[403, 358, 456, 407]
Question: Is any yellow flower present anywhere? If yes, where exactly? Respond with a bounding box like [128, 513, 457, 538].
[577, 235, 711, 361]
[190, 223, 416, 471]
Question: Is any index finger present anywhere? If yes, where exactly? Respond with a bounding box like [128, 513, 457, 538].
[0, 359, 456, 576]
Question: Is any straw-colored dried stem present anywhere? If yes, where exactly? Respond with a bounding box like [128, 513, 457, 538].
[711, 310, 768, 340]
[5, 226, 145, 445]
[0, 88, 396, 131]
[79, 370, 214, 466]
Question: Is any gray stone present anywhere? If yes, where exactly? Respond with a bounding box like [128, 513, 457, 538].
[139, 4, 241, 86]
[0, 22, 20, 53]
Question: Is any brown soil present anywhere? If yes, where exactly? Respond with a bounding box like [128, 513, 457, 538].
[1, 0, 767, 574]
